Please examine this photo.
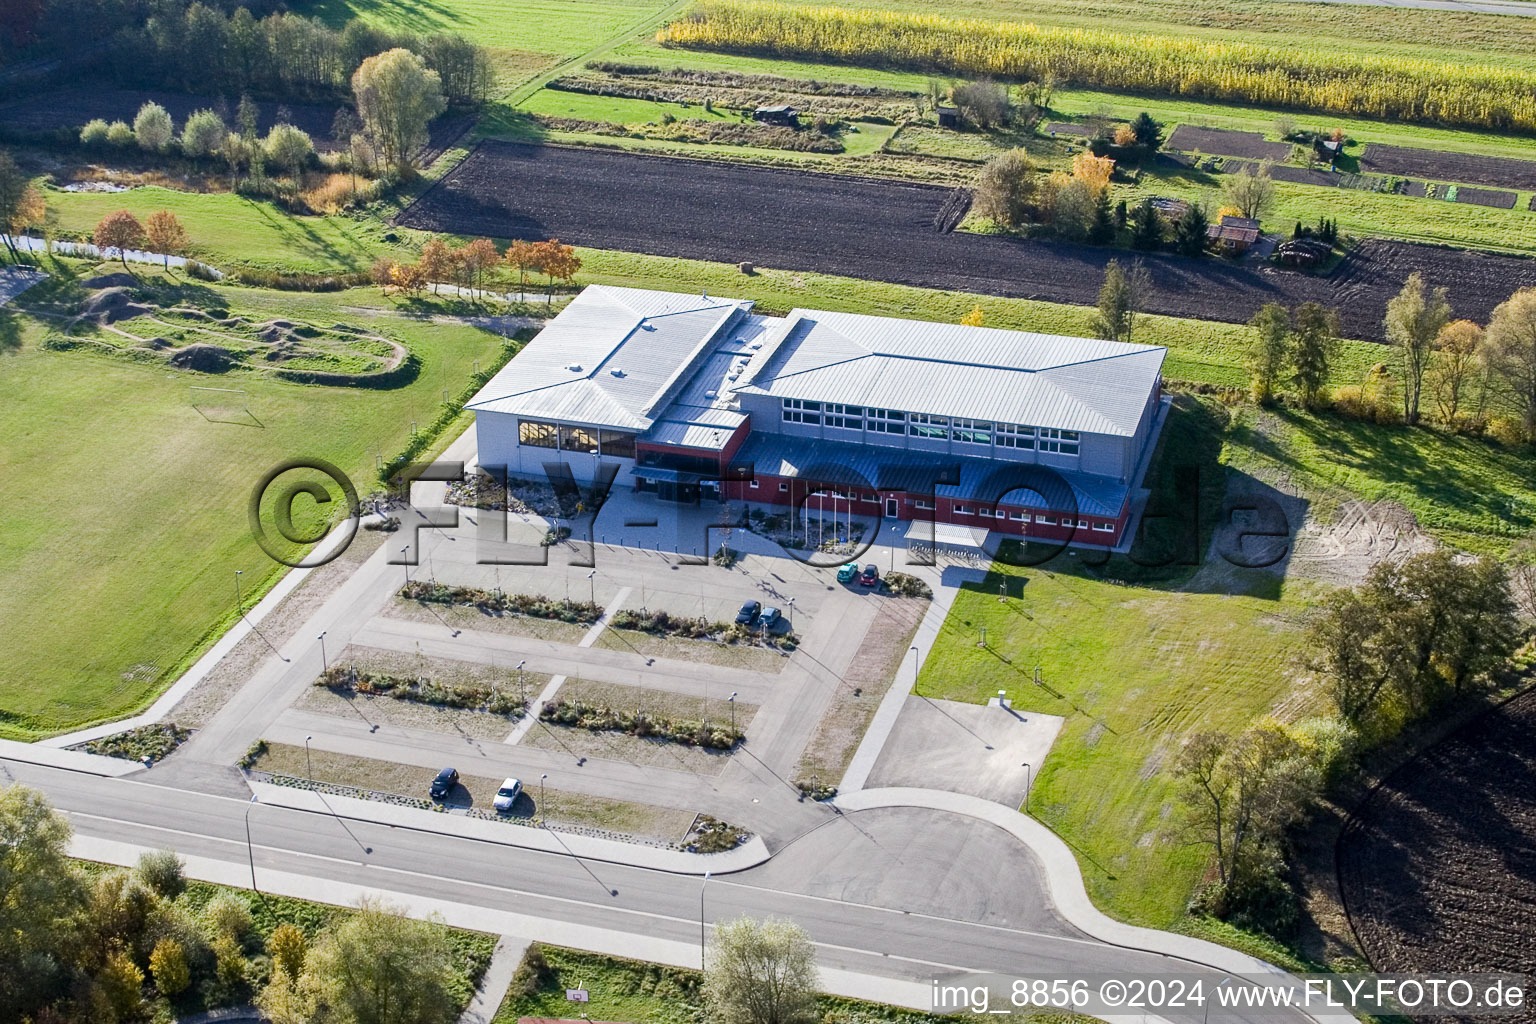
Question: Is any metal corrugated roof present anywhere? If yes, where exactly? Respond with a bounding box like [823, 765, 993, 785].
[466, 286, 749, 430]
[732, 434, 1128, 516]
[730, 309, 1165, 437]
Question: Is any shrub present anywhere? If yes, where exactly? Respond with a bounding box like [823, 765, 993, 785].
[181, 109, 228, 159]
[511, 945, 555, 997]
[135, 849, 187, 899]
[149, 936, 191, 996]
[134, 102, 175, 152]
[100, 946, 146, 1018]
[267, 922, 308, 978]
[1489, 416, 1530, 446]
[883, 571, 932, 598]
[80, 118, 111, 146]
[106, 120, 135, 147]
[203, 891, 253, 941]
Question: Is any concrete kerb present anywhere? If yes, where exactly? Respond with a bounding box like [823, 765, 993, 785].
[248, 780, 770, 876]
[0, 738, 143, 776]
[68, 831, 940, 1012]
[833, 788, 1348, 1024]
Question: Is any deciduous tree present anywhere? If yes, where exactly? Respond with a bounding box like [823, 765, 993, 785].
[704, 917, 820, 1024]
[181, 109, 228, 159]
[145, 210, 188, 269]
[134, 101, 175, 152]
[1222, 160, 1275, 220]
[533, 239, 581, 305]
[1246, 302, 1290, 403]
[1485, 286, 1536, 440]
[264, 123, 315, 184]
[150, 937, 191, 996]
[418, 238, 456, 294]
[458, 237, 500, 299]
[297, 897, 458, 1024]
[1088, 258, 1150, 343]
[1288, 302, 1340, 408]
[94, 210, 146, 268]
[0, 784, 86, 1021]
[1427, 319, 1484, 425]
[951, 79, 1010, 128]
[972, 149, 1035, 229]
[352, 48, 447, 177]
[1071, 152, 1114, 192]
[504, 239, 540, 299]
[1384, 271, 1451, 425]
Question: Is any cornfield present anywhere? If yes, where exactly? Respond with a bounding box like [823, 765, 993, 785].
[658, 1, 1536, 133]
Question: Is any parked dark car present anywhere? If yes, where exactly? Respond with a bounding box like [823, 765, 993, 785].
[735, 600, 762, 624]
[429, 766, 459, 799]
[859, 564, 880, 587]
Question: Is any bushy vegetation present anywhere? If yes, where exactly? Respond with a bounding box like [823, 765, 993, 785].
[81, 722, 191, 763]
[0, 785, 492, 1024]
[539, 697, 745, 749]
[317, 665, 527, 717]
[659, 0, 1536, 133]
[398, 581, 604, 623]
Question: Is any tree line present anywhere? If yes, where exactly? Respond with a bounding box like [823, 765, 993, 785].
[371, 238, 584, 303]
[1177, 549, 1525, 937]
[1247, 273, 1536, 442]
[0, 784, 469, 1024]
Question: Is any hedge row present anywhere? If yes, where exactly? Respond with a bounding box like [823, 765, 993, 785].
[398, 581, 603, 623]
[540, 698, 743, 749]
[318, 665, 526, 717]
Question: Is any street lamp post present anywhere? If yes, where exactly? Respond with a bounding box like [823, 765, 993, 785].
[999, 581, 1006, 602]
[401, 546, 411, 585]
[587, 569, 596, 606]
[305, 736, 314, 781]
[234, 569, 243, 618]
[787, 597, 794, 626]
[1021, 761, 1032, 814]
[910, 645, 920, 684]
[517, 659, 527, 706]
[539, 773, 547, 821]
[729, 691, 737, 733]
[244, 794, 259, 893]
[699, 871, 711, 970]
[317, 631, 328, 673]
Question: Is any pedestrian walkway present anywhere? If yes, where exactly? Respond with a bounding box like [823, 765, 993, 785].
[460, 935, 531, 1024]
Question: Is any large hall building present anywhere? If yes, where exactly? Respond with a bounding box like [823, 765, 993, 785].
[467, 286, 1169, 548]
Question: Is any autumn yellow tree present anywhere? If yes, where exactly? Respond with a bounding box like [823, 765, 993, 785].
[505, 239, 540, 300]
[532, 239, 581, 305]
[144, 210, 188, 269]
[418, 238, 456, 294]
[960, 306, 986, 327]
[458, 237, 500, 299]
[1072, 152, 1114, 193]
[1428, 319, 1485, 425]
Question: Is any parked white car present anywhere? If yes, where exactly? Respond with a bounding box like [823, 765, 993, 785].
[493, 777, 523, 813]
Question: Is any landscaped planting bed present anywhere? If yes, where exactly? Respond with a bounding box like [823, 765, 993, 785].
[1165, 125, 1291, 161]
[609, 606, 797, 649]
[400, 140, 1536, 341]
[1338, 688, 1536, 990]
[399, 581, 603, 624]
[539, 696, 745, 749]
[77, 721, 191, 763]
[317, 665, 527, 718]
[1361, 142, 1536, 191]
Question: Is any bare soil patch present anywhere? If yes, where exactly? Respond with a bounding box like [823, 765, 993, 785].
[522, 677, 753, 774]
[384, 596, 591, 644]
[1361, 143, 1536, 191]
[398, 141, 1536, 342]
[1288, 499, 1437, 585]
[592, 627, 787, 672]
[1455, 185, 1518, 210]
[1166, 125, 1290, 161]
[795, 595, 926, 785]
[1337, 688, 1536, 1016]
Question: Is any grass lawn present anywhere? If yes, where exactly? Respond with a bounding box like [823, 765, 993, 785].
[915, 392, 1536, 933]
[42, 185, 419, 274]
[493, 944, 1090, 1024]
[0, 268, 511, 740]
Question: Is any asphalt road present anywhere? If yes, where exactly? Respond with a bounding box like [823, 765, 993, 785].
[5, 757, 1316, 1024]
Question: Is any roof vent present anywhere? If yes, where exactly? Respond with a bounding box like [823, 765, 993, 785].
[727, 373, 740, 381]
[704, 389, 718, 399]
[610, 368, 626, 377]
[568, 363, 582, 372]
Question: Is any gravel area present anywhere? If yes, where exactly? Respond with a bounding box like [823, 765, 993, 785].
[592, 627, 788, 672]
[170, 530, 388, 728]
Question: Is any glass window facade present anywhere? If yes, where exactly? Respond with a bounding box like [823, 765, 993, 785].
[824, 403, 863, 430]
[783, 398, 822, 425]
[519, 419, 559, 449]
[908, 413, 950, 439]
